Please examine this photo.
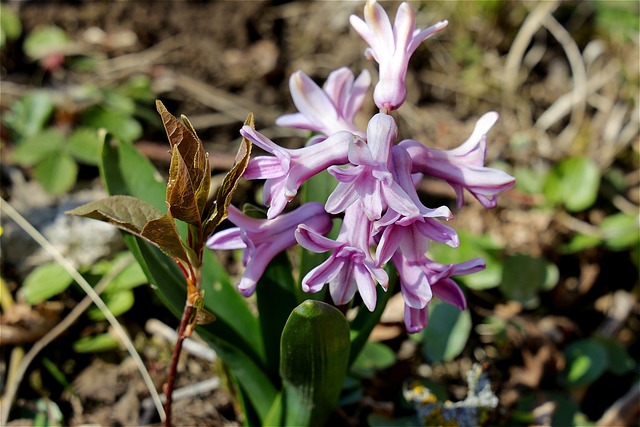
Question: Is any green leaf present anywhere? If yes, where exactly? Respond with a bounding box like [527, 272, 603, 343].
[23, 26, 70, 60]
[543, 157, 600, 212]
[351, 341, 396, 379]
[561, 339, 608, 387]
[68, 127, 102, 165]
[12, 128, 64, 166]
[81, 107, 143, 143]
[202, 114, 252, 238]
[596, 336, 636, 376]
[559, 234, 602, 254]
[422, 302, 471, 363]
[256, 251, 299, 383]
[428, 231, 503, 290]
[280, 300, 350, 427]
[88, 289, 135, 320]
[0, 4, 22, 47]
[2, 90, 54, 139]
[600, 213, 640, 251]
[73, 333, 120, 353]
[19, 262, 74, 304]
[500, 254, 559, 309]
[34, 152, 78, 194]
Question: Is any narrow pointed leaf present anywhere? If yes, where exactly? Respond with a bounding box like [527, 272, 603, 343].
[203, 114, 253, 238]
[280, 300, 350, 426]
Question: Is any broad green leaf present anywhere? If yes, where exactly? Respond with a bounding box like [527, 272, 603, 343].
[422, 302, 471, 363]
[280, 300, 350, 426]
[88, 289, 135, 320]
[19, 262, 74, 304]
[23, 26, 70, 60]
[600, 213, 640, 251]
[81, 107, 142, 143]
[256, 251, 299, 383]
[2, 90, 54, 139]
[34, 153, 78, 194]
[597, 336, 636, 376]
[12, 128, 64, 166]
[351, 341, 396, 379]
[500, 254, 559, 309]
[561, 339, 608, 387]
[90, 253, 147, 291]
[543, 157, 600, 212]
[73, 333, 120, 353]
[67, 127, 102, 165]
[65, 195, 188, 262]
[559, 234, 602, 254]
[202, 114, 252, 238]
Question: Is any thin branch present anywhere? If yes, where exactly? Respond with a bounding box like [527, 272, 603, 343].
[0, 197, 166, 424]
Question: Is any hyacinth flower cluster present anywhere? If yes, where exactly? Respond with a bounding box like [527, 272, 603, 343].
[207, 0, 515, 333]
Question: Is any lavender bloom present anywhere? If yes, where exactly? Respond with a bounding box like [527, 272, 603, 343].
[393, 254, 485, 333]
[296, 202, 388, 311]
[325, 113, 419, 220]
[400, 112, 516, 208]
[241, 125, 353, 218]
[206, 202, 333, 296]
[350, 1, 448, 111]
[276, 68, 371, 138]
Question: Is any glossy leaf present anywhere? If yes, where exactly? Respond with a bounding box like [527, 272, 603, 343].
[280, 300, 350, 426]
[203, 114, 253, 239]
[19, 262, 74, 304]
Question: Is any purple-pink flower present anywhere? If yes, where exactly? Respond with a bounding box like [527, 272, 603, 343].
[276, 67, 370, 138]
[206, 202, 333, 296]
[241, 125, 353, 218]
[350, 0, 448, 111]
[400, 112, 516, 208]
[393, 254, 485, 333]
[325, 113, 419, 220]
[295, 202, 388, 311]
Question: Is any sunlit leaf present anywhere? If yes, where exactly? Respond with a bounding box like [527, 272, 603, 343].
[2, 90, 54, 139]
[12, 128, 64, 166]
[600, 213, 640, 251]
[203, 114, 252, 238]
[23, 26, 70, 60]
[88, 289, 135, 320]
[280, 300, 350, 426]
[34, 152, 78, 194]
[19, 262, 74, 304]
[543, 157, 600, 212]
[66, 195, 188, 262]
[166, 143, 201, 225]
[73, 333, 120, 353]
[351, 341, 396, 379]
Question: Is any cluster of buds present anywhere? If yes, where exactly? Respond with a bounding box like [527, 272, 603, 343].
[207, 1, 515, 333]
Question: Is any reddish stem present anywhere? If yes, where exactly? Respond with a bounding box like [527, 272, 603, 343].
[164, 301, 194, 427]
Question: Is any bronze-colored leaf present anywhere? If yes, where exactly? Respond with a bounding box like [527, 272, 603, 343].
[66, 195, 163, 234]
[66, 195, 188, 263]
[202, 113, 253, 238]
[156, 100, 209, 216]
[167, 144, 201, 226]
[141, 211, 189, 262]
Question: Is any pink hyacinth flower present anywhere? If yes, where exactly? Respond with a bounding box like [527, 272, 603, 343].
[295, 202, 388, 311]
[350, 0, 448, 111]
[206, 202, 333, 297]
[241, 125, 353, 218]
[325, 113, 419, 220]
[400, 112, 516, 209]
[276, 67, 371, 138]
[393, 254, 485, 333]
